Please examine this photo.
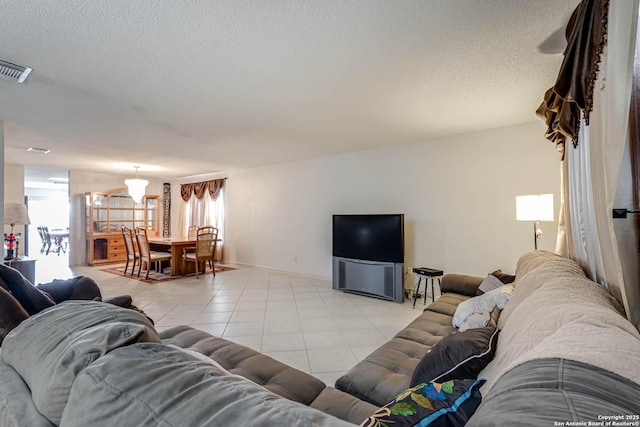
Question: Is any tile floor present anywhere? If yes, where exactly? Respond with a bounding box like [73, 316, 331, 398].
[44, 261, 433, 386]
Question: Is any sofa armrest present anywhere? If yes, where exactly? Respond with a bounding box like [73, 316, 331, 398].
[440, 274, 484, 297]
[310, 387, 378, 425]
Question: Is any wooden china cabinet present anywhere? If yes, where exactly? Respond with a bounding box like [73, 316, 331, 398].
[84, 188, 160, 265]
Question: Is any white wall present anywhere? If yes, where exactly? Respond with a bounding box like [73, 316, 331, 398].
[177, 121, 560, 279]
[68, 170, 165, 266]
[3, 163, 26, 258]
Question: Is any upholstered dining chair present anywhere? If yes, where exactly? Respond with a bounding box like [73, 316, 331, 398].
[135, 227, 172, 280]
[182, 226, 219, 279]
[121, 226, 139, 276]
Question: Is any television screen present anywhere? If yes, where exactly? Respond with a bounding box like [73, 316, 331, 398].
[332, 214, 404, 263]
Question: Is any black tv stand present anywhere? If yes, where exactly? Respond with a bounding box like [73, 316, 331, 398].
[332, 257, 404, 302]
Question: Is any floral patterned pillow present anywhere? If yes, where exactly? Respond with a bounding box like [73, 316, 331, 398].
[360, 379, 485, 427]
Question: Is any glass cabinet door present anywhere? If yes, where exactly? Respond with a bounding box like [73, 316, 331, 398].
[144, 196, 159, 235]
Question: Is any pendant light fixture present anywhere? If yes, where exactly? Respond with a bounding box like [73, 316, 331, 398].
[125, 166, 148, 204]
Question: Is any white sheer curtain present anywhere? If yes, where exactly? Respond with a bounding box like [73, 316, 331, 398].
[178, 189, 224, 261]
[556, 0, 639, 326]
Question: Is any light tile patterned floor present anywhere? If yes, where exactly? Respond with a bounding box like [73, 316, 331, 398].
[51, 263, 430, 384]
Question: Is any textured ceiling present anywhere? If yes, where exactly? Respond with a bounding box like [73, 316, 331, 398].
[1, 0, 579, 181]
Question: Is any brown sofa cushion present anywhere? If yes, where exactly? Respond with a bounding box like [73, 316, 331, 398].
[159, 325, 326, 406]
[439, 274, 483, 297]
[336, 308, 461, 407]
[425, 293, 470, 317]
[310, 386, 378, 425]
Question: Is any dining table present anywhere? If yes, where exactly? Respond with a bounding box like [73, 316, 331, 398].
[147, 236, 196, 276]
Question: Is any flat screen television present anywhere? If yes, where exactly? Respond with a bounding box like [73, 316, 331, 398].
[332, 214, 404, 263]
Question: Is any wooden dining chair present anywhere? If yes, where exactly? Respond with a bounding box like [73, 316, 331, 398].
[182, 226, 219, 279]
[135, 227, 172, 280]
[122, 226, 139, 276]
[187, 224, 198, 239]
[37, 226, 51, 255]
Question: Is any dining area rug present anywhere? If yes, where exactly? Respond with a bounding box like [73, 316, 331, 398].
[101, 264, 236, 284]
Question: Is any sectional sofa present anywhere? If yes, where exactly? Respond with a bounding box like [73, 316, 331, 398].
[0, 251, 639, 426]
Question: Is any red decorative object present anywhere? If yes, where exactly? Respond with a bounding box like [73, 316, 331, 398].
[4, 233, 19, 249]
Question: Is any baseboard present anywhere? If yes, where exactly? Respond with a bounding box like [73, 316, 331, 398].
[223, 261, 331, 282]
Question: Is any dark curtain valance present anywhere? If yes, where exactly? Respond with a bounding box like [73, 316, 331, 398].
[536, 0, 609, 158]
[181, 179, 225, 202]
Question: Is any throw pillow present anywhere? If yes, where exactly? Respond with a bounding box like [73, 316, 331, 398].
[490, 269, 516, 284]
[457, 305, 500, 332]
[2, 300, 161, 425]
[475, 275, 503, 295]
[410, 313, 499, 386]
[452, 285, 513, 328]
[476, 270, 516, 295]
[361, 379, 485, 427]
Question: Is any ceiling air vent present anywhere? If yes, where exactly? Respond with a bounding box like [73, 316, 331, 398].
[27, 147, 51, 154]
[0, 60, 32, 84]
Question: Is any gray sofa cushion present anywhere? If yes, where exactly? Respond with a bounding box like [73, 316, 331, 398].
[61, 342, 353, 427]
[2, 301, 160, 425]
[467, 358, 640, 426]
[159, 325, 326, 406]
[0, 351, 54, 427]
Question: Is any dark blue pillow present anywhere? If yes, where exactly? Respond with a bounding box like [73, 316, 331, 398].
[361, 379, 485, 427]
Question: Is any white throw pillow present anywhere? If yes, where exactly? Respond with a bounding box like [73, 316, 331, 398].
[452, 285, 514, 328]
[478, 274, 504, 294]
[457, 309, 492, 332]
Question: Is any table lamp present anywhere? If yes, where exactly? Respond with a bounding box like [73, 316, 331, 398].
[516, 194, 554, 250]
[4, 203, 31, 260]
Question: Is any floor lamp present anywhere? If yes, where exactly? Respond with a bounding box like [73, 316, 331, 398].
[516, 194, 554, 250]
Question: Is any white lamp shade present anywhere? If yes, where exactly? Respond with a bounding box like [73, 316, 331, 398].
[125, 178, 149, 204]
[4, 203, 31, 225]
[516, 194, 554, 222]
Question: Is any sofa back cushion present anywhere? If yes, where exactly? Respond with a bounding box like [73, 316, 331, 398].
[478, 256, 640, 392]
[60, 343, 352, 427]
[2, 301, 160, 425]
[0, 351, 54, 427]
[440, 274, 483, 296]
[160, 325, 326, 405]
[497, 251, 589, 330]
[468, 358, 640, 426]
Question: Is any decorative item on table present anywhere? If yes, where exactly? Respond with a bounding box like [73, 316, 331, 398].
[515, 194, 554, 250]
[4, 203, 31, 260]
